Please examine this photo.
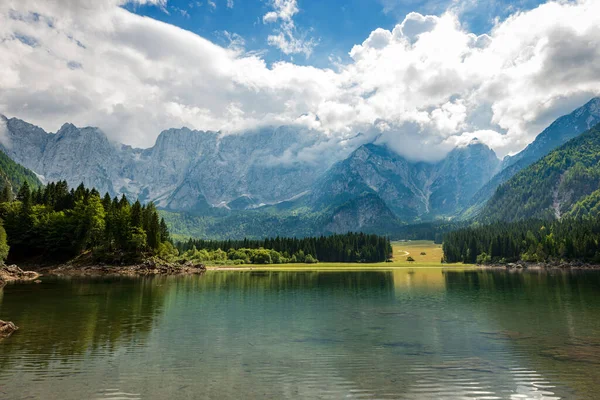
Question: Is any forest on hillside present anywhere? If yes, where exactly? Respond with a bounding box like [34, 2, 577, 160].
[443, 218, 600, 264]
[0, 181, 173, 263]
[481, 124, 600, 222]
[0, 150, 41, 202]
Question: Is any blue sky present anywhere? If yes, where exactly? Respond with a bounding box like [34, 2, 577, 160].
[2, 0, 598, 161]
[125, 0, 547, 67]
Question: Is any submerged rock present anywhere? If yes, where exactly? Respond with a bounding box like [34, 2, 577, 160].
[0, 320, 18, 339]
[540, 344, 600, 364]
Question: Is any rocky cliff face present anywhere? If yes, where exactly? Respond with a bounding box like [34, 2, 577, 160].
[1, 119, 122, 195]
[165, 126, 328, 210]
[429, 140, 500, 215]
[0, 119, 332, 211]
[324, 193, 401, 234]
[311, 140, 500, 221]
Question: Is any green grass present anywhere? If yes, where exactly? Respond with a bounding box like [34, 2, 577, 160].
[206, 241, 471, 271]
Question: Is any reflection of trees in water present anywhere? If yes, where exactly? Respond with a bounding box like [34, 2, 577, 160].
[0, 277, 170, 370]
[443, 269, 600, 398]
[444, 268, 600, 300]
[173, 271, 402, 398]
[176, 270, 396, 296]
[0, 272, 395, 369]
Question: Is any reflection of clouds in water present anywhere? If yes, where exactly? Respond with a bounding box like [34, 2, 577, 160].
[511, 368, 560, 400]
[406, 363, 560, 399]
[94, 388, 141, 400]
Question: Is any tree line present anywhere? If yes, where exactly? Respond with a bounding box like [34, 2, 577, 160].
[177, 232, 393, 264]
[0, 181, 172, 263]
[443, 218, 600, 264]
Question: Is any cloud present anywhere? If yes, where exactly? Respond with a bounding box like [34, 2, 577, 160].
[397, 12, 439, 43]
[1, 0, 600, 162]
[262, 0, 299, 23]
[0, 117, 12, 149]
[262, 0, 316, 57]
[222, 31, 245, 53]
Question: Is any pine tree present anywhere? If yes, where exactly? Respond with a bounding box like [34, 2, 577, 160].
[131, 200, 143, 228]
[159, 218, 170, 242]
[0, 184, 12, 203]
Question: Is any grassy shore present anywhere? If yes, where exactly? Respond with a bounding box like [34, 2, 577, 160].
[207, 240, 471, 271]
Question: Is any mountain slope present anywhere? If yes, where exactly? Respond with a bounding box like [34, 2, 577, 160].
[0, 149, 41, 196]
[466, 97, 600, 215]
[160, 192, 403, 240]
[310, 143, 430, 220]
[479, 123, 600, 222]
[503, 97, 600, 170]
[311, 141, 499, 221]
[324, 193, 402, 234]
[429, 140, 500, 215]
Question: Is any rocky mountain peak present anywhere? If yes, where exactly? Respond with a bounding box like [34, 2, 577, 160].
[56, 122, 77, 134]
[574, 96, 600, 118]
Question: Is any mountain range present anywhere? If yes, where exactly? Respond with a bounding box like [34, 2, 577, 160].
[1, 96, 599, 238]
[0, 117, 335, 211]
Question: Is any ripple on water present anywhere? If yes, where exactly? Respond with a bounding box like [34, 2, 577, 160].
[2, 271, 600, 399]
[95, 388, 142, 400]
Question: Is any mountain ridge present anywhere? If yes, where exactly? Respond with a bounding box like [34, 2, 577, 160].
[2, 96, 599, 238]
[464, 97, 600, 217]
[310, 140, 500, 221]
[479, 123, 600, 222]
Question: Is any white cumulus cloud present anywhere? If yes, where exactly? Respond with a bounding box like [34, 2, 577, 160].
[262, 0, 316, 57]
[1, 0, 600, 162]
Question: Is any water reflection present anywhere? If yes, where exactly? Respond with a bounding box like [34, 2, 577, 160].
[0, 277, 169, 370]
[443, 269, 600, 399]
[0, 269, 599, 399]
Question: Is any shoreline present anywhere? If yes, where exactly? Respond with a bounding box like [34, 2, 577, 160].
[474, 261, 600, 270]
[0, 265, 41, 287]
[5, 261, 600, 282]
[37, 259, 207, 278]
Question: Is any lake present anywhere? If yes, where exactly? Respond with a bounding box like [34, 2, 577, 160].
[1, 268, 600, 399]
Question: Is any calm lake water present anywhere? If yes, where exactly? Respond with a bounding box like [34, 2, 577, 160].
[1, 268, 600, 399]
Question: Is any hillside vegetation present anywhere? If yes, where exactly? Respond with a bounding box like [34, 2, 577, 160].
[480, 124, 600, 222]
[443, 218, 600, 264]
[0, 181, 172, 263]
[0, 149, 41, 201]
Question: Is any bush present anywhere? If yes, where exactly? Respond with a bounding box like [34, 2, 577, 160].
[304, 254, 318, 264]
[476, 252, 491, 265]
[157, 241, 179, 262]
[406, 256, 415, 262]
[0, 224, 9, 262]
[251, 249, 272, 264]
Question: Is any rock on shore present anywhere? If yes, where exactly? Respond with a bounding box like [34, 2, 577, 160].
[0, 265, 41, 287]
[0, 320, 18, 339]
[479, 260, 600, 270]
[47, 258, 206, 277]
